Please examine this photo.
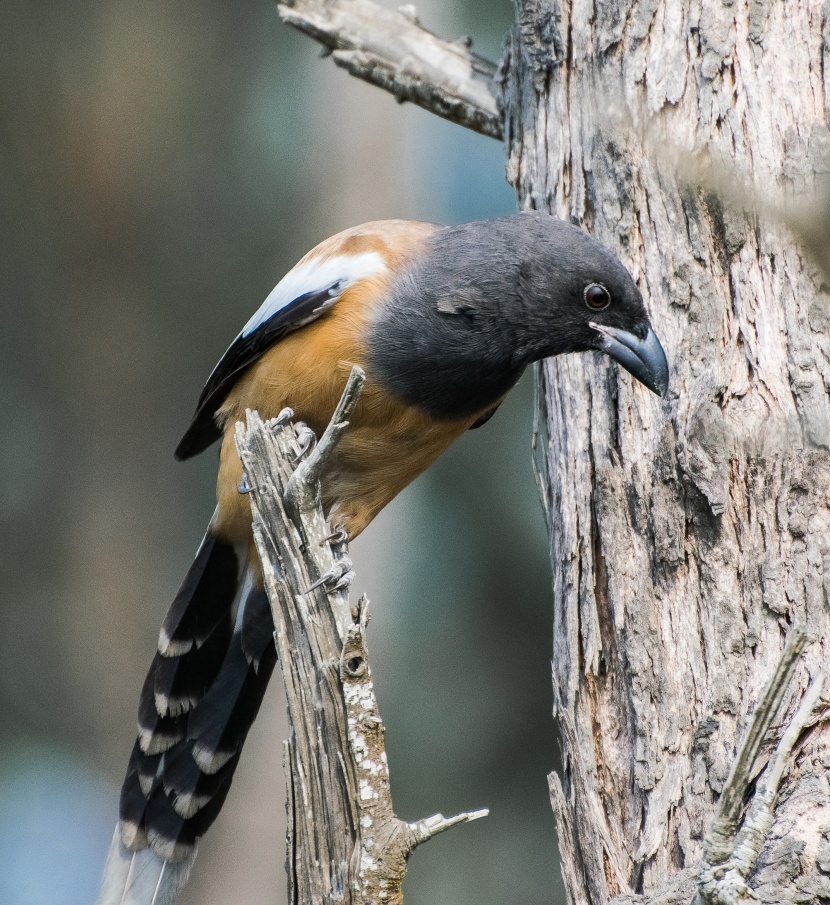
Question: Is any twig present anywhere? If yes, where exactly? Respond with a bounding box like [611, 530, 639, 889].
[728, 667, 828, 870]
[409, 809, 489, 845]
[703, 628, 808, 867]
[234, 368, 487, 904]
[285, 364, 365, 515]
[276, 0, 503, 139]
[697, 627, 826, 905]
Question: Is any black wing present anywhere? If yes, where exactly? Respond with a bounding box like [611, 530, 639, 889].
[175, 284, 341, 460]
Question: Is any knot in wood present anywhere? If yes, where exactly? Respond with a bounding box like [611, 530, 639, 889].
[343, 653, 367, 678]
[341, 629, 369, 680]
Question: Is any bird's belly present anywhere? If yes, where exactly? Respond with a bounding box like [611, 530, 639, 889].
[212, 336, 474, 546]
[319, 414, 470, 538]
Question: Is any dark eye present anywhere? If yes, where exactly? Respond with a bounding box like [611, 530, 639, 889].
[584, 283, 611, 310]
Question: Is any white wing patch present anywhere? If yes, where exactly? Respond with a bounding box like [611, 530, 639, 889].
[241, 251, 388, 338]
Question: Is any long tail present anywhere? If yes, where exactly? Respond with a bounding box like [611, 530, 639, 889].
[97, 519, 277, 905]
[96, 831, 195, 905]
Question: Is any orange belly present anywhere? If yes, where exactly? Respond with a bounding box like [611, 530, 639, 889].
[212, 274, 475, 546]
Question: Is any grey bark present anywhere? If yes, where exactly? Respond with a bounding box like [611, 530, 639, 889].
[233, 369, 485, 905]
[500, 1, 830, 903]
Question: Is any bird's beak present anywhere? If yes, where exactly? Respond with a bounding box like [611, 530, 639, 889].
[589, 322, 669, 397]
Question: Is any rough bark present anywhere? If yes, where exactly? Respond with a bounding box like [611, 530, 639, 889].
[501, 2, 830, 903]
[233, 369, 485, 905]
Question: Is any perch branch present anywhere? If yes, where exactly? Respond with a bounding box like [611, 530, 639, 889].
[276, 0, 503, 139]
[697, 627, 827, 904]
[234, 366, 487, 904]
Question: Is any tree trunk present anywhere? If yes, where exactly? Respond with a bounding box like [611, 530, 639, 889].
[501, 1, 830, 903]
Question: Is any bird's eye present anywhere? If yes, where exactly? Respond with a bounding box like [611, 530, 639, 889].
[584, 283, 611, 310]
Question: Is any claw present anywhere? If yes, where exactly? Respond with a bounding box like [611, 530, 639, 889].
[294, 426, 317, 461]
[303, 558, 353, 594]
[238, 476, 254, 494]
[304, 569, 337, 594]
[274, 407, 294, 425]
[321, 527, 349, 546]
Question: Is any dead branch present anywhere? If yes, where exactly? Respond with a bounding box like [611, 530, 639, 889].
[276, 0, 503, 139]
[607, 629, 828, 905]
[234, 366, 486, 904]
[697, 629, 828, 905]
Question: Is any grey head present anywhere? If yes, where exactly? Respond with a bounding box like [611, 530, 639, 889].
[367, 211, 669, 420]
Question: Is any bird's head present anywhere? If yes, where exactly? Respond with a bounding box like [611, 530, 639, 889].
[370, 212, 669, 420]
[510, 211, 669, 397]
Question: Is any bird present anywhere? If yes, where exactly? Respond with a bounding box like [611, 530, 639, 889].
[97, 211, 669, 904]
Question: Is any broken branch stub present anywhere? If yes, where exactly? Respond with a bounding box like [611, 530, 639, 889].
[234, 366, 487, 904]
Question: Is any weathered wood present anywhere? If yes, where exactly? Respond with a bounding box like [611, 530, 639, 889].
[234, 367, 486, 904]
[702, 628, 810, 871]
[698, 632, 828, 904]
[502, 2, 830, 903]
[276, 0, 502, 139]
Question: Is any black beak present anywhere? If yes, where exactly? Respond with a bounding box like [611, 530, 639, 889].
[589, 322, 669, 397]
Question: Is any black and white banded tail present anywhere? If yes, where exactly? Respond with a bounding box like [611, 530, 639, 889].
[97, 521, 276, 904]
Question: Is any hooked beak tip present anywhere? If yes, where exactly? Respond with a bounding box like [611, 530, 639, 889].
[590, 322, 669, 398]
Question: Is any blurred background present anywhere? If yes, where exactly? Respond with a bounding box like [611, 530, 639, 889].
[0, 1, 564, 902]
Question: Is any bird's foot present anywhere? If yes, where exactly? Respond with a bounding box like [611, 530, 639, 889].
[303, 558, 355, 594]
[274, 407, 294, 425]
[294, 425, 317, 460]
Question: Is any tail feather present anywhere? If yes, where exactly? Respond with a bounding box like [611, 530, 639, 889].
[158, 532, 239, 656]
[119, 744, 152, 850]
[153, 613, 233, 718]
[96, 830, 195, 905]
[240, 587, 276, 670]
[143, 779, 233, 863]
[136, 751, 162, 798]
[102, 523, 279, 905]
[162, 742, 240, 818]
[137, 663, 186, 756]
[188, 635, 277, 774]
